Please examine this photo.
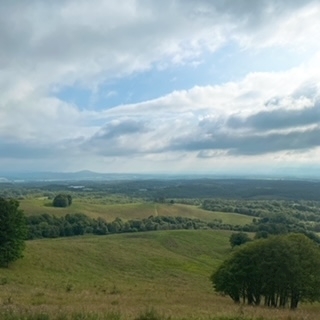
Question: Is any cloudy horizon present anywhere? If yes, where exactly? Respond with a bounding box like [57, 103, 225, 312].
[1, 1, 320, 176]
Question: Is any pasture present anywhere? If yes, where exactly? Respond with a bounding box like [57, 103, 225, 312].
[19, 198, 253, 226]
[0, 230, 319, 319]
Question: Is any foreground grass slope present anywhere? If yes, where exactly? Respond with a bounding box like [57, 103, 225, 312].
[0, 231, 228, 312]
[20, 198, 253, 226]
[1, 230, 319, 320]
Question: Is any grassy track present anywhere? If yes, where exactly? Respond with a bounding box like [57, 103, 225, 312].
[20, 198, 253, 225]
[0, 230, 319, 319]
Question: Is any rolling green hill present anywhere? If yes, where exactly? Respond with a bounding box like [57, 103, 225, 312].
[0, 230, 229, 317]
[20, 198, 253, 226]
[3, 195, 320, 319]
[1, 230, 319, 320]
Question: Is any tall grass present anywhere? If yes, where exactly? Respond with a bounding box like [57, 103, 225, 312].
[0, 307, 318, 320]
[0, 230, 319, 319]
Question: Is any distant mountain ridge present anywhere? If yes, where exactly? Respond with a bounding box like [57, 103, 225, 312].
[0, 170, 319, 183]
[0, 170, 156, 182]
[0, 171, 211, 182]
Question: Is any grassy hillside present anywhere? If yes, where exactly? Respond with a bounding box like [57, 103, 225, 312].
[0, 230, 319, 320]
[20, 198, 253, 226]
[0, 230, 228, 317]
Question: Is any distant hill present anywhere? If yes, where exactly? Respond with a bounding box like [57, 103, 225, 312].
[1, 175, 320, 200]
[1, 170, 320, 183]
[0, 170, 159, 182]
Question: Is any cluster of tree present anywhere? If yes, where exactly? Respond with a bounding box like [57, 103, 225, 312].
[0, 198, 27, 267]
[26, 208, 320, 243]
[202, 199, 320, 218]
[26, 213, 234, 239]
[250, 213, 320, 243]
[202, 199, 320, 232]
[212, 234, 320, 309]
[52, 194, 72, 207]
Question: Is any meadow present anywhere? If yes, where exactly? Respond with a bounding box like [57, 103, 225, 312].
[1, 181, 320, 320]
[19, 198, 253, 226]
[1, 230, 320, 320]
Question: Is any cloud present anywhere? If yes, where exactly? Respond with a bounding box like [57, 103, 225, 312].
[173, 126, 320, 156]
[83, 119, 151, 156]
[81, 66, 320, 159]
[1, 0, 319, 92]
[227, 101, 320, 132]
[2, 60, 320, 169]
[168, 78, 320, 157]
[1, 1, 320, 173]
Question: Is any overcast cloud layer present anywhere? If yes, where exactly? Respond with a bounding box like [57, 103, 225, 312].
[1, 0, 320, 176]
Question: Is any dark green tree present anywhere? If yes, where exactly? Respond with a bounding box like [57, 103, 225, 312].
[52, 194, 72, 207]
[211, 234, 320, 309]
[0, 198, 27, 267]
[229, 232, 251, 248]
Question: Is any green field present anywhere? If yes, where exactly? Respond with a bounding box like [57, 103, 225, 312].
[0, 230, 228, 317]
[1, 230, 319, 320]
[2, 195, 320, 319]
[20, 198, 253, 226]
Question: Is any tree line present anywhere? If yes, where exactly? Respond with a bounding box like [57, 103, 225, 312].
[202, 199, 320, 219]
[26, 213, 232, 239]
[202, 199, 320, 234]
[26, 211, 320, 244]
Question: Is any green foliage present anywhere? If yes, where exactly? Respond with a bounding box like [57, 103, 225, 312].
[0, 197, 27, 267]
[25, 207, 320, 242]
[203, 199, 320, 242]
[211, 234, 320, 309]
[229, 232, 251, 248]
[26, 213, 240, 240]
[53, 194, 72, 208]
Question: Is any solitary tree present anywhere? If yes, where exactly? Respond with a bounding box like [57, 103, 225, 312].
[0, 198, 27, 267]
[53, 194, 72, 207]
[211, 234, 320, 309]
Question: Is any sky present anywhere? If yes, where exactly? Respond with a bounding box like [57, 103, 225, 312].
[1, 0, 320, 176]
